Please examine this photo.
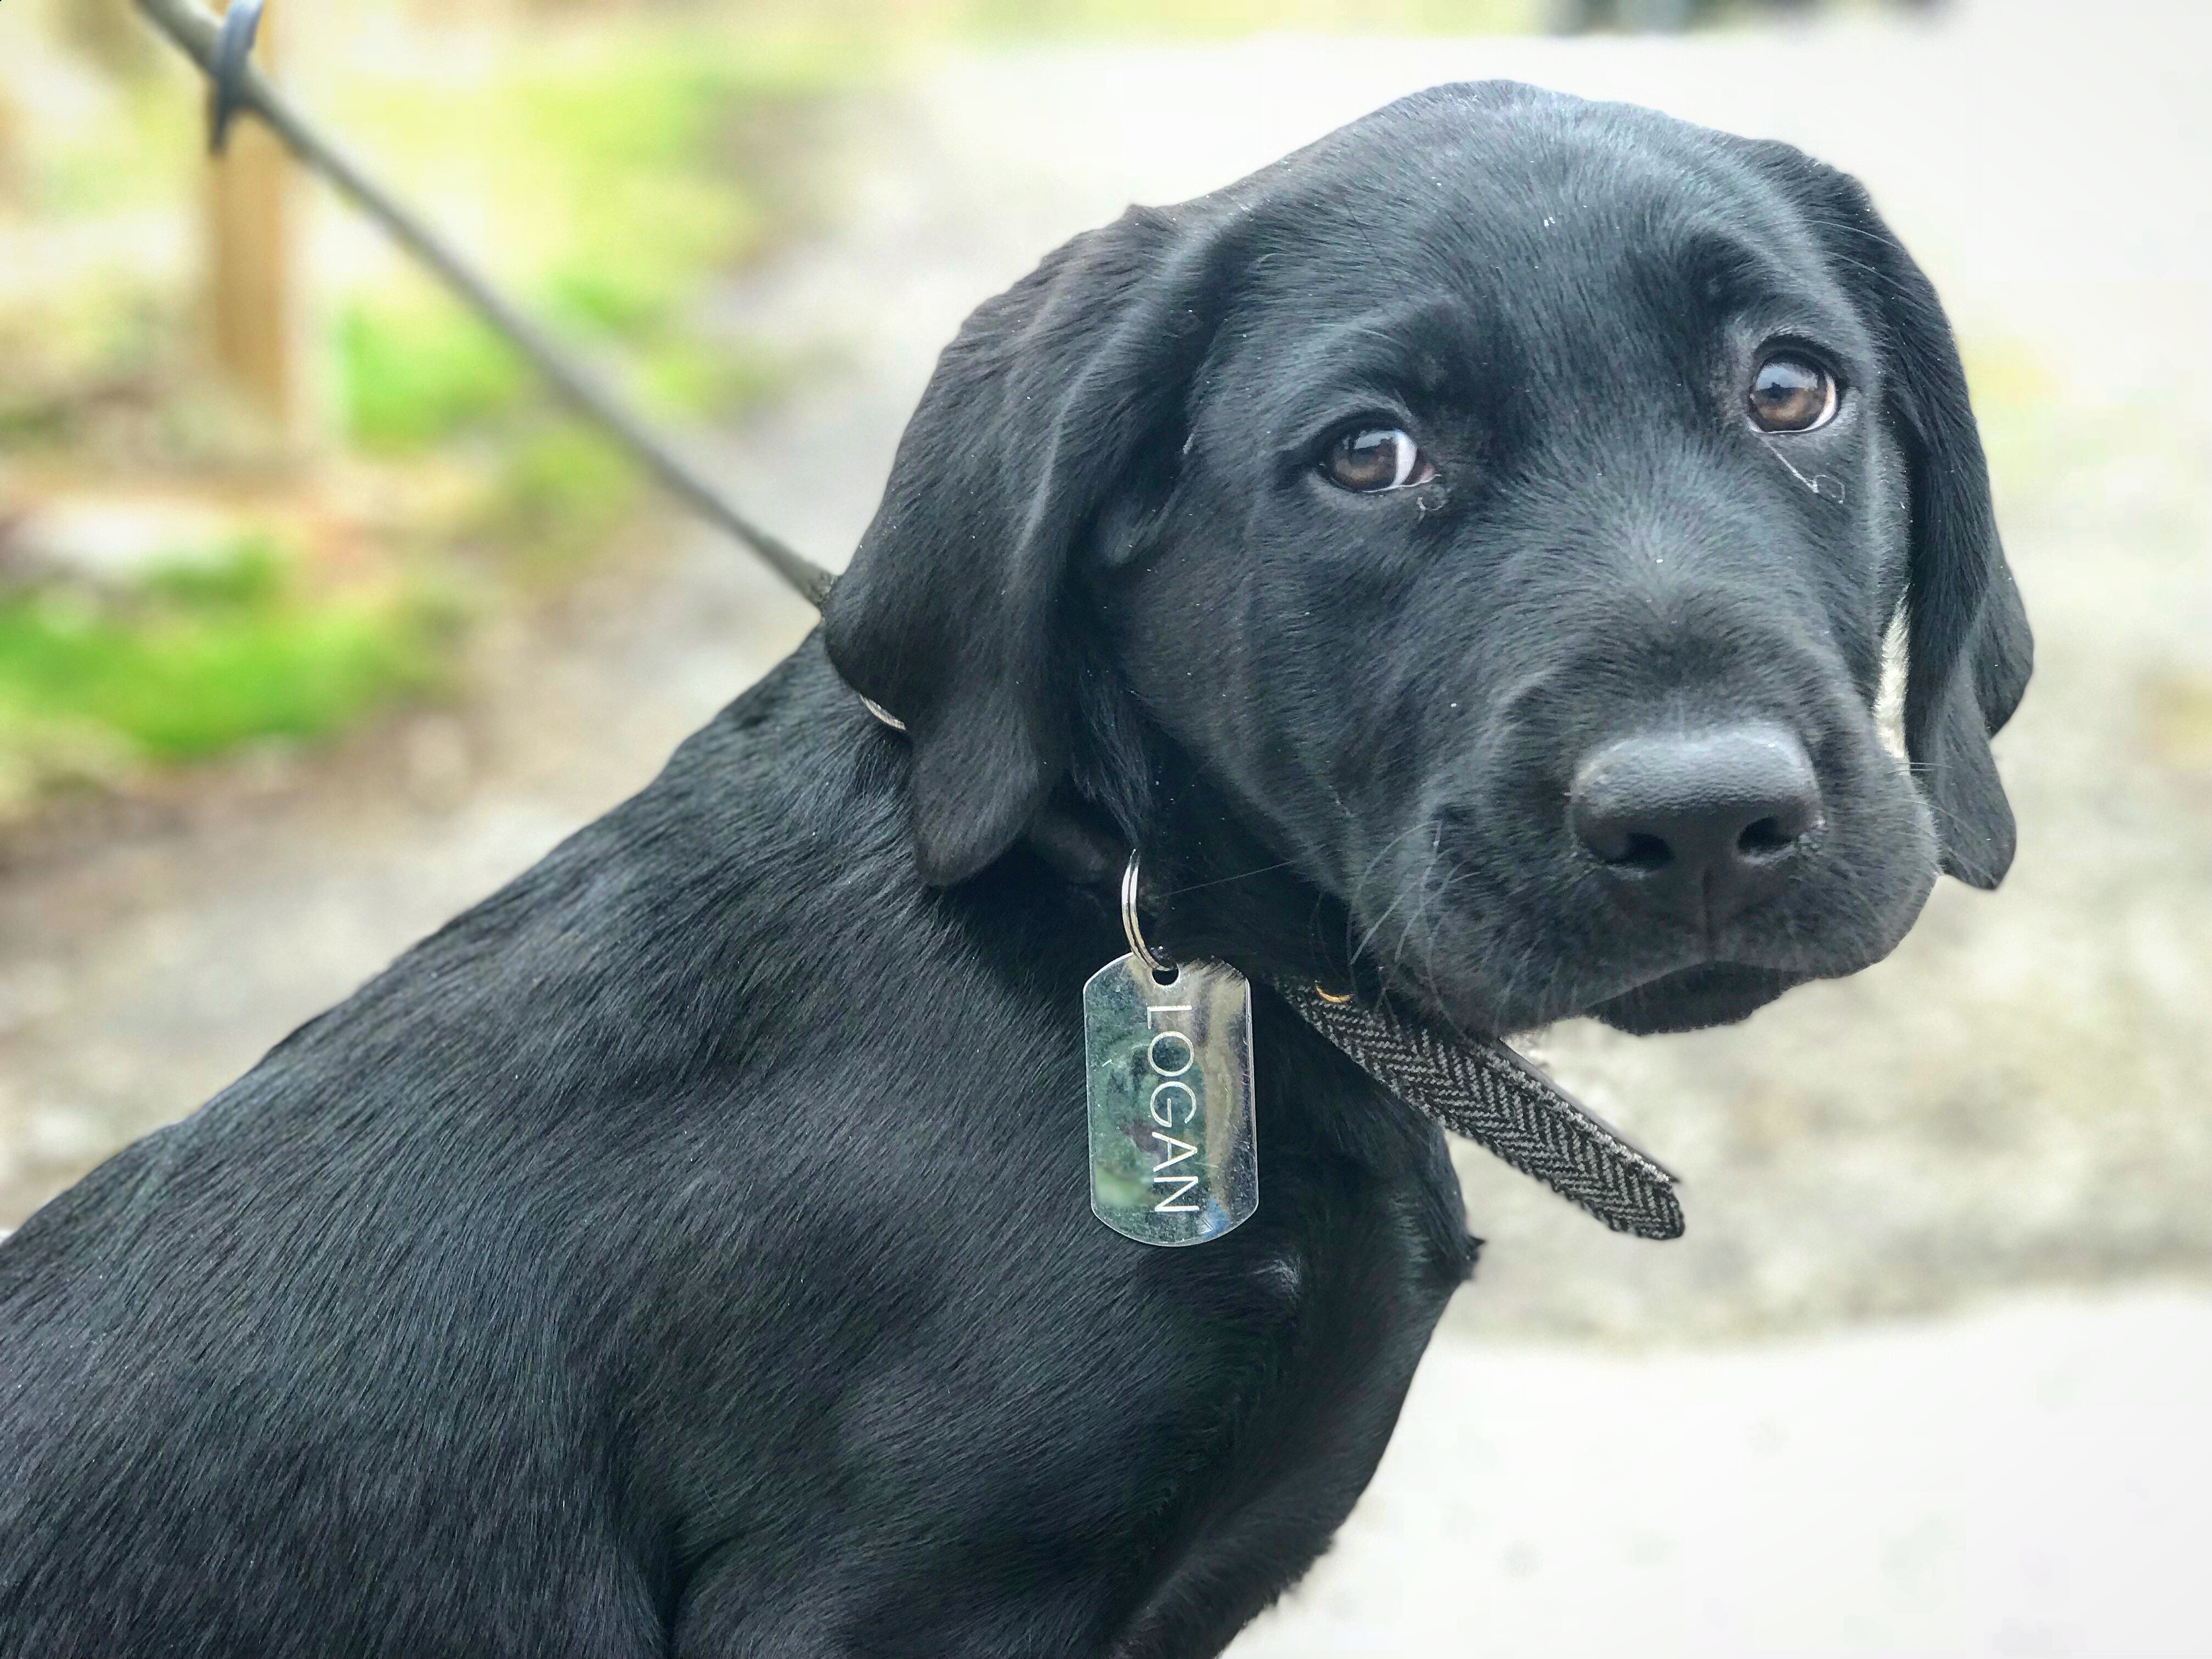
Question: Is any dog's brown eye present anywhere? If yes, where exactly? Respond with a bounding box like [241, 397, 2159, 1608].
[1747, 355, 1838, 433]
[1323, 427, 1433, 492]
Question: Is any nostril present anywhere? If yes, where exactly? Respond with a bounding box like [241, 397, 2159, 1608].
[1736, 816, 1797, 859]
[1737, 786, 1824, 861]
[1612, 831, 1674, 871]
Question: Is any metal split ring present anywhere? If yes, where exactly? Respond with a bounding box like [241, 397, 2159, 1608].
[1120, 851, 1175, 979]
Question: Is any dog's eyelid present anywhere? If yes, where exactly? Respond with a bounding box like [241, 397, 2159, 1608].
[1751, 332, 1851, 388]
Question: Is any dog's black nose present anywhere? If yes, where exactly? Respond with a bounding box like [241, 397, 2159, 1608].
[1570, 725, 1822, 926]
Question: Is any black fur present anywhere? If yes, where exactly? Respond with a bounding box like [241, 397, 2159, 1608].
[1, 83, 2025, 1656]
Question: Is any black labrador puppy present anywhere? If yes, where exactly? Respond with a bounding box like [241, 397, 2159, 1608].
[0, 82, 2028, 1657]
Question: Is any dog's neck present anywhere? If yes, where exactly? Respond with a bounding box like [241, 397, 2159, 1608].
[860, 687, 1684, 1242]
[1053, 691, 1369, 997]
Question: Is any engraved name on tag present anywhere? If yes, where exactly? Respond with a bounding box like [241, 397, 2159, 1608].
[1083, 953, 1258, 1247]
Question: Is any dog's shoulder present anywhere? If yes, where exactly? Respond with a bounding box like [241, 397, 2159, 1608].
[0, 636, 921, 1650]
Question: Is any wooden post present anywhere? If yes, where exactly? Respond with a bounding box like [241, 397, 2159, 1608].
[207, 0, 299, 443]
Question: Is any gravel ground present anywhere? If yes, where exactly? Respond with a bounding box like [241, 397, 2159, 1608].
[1, 1, 2206, 1650]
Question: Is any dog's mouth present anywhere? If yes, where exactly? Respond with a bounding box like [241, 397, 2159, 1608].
[1580, 962, 1803, 1035]
[1345, 896, 1858, 1039]
[1341, 812, 1938, 1039]
[1348, 949, 1810, 1046]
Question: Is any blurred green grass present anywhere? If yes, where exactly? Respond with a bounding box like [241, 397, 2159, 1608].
[0, 537, 455, 799]
[336, 303, 528, 454]
[330, 29, 849, 449]
[0, 16, 853, 810]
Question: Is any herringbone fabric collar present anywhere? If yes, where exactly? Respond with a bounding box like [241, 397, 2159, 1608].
[1272, 981, 1683, 1241]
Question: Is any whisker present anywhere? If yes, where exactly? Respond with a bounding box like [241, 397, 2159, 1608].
[1154, 860, 1297, 899]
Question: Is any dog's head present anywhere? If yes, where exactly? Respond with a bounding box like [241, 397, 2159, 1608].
[827, 82, 2030, 1037]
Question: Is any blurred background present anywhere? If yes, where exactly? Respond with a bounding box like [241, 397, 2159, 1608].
[0, 0, 2204, 1651]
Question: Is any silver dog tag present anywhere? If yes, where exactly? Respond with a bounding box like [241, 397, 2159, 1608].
[1084, 954, 1258, 1247]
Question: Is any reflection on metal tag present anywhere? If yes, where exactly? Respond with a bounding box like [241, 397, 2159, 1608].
[1084, 953, 1257, 1247]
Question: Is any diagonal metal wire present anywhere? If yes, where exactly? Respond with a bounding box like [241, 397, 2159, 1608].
[134, 0, 838, 610]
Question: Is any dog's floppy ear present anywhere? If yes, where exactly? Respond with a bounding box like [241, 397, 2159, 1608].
[1759, 149, 2034, 887]
[825, 205, 1238, 885]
